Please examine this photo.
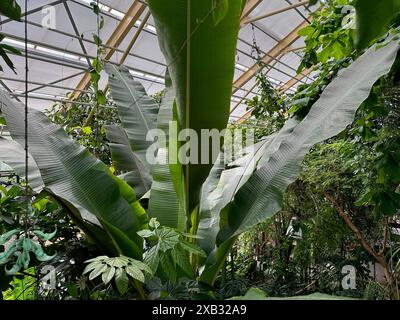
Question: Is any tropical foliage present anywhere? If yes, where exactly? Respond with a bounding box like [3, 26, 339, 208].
[0, 0, 399, 300]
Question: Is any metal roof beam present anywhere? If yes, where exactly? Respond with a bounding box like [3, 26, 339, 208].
[7, 21, 165, 67]
[232, 18, 310, 95]
[24, 71, 86, 95]
[0, 0, 64, 26]
[63, 0, 92, 67]
[243, 0, 310, 25]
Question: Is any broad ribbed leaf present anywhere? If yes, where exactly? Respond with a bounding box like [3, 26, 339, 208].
[201, 40, 400, 285]
[105, 64, 159, 168]
[197, 134, 283, 254]
[221, 42, 399, 241]
[148, 0, 243, 211]
[0, 137, 44, 192]
[0, 90, 144, 259]
[105, 124, 151, 199]
[148, 80, 186, 230]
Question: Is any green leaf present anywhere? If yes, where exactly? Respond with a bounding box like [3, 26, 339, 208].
[88, 264, 106, 280]
[172, 246, 192, 277]
[126, 264, 145, 283]
[32, 198, 49, 212]
[298, 25, 315, 37]
[33, 229, 57, 241]
[90, 70, 100, 86]
[0, 229, 20, 246]
[83, 261, 101, 275]
[81, 126, 92, 135]
[148, 76, 186, 230]
[143, 245, 160, 274]
[105, 125, 151, 199]
[0, 137, 44, 192]
[105, 64, 159, 169]
[90, 2, 100, 15]
[97, 90, 106, 105]
[0, 0, 21, 21]
[102, 266, 116, 285]
[0, 90, 145, 259]
[148, 0, 243, 211]
[85, 255, 109, 263]
[99, 16, 105, 30]
[92, 34, 102, 46]
[180, 240, 206, 258]
[355, 0, 400, 50]
[115, 268, 129, 294]
[137, 229, 155, 238]
[149, 218, 160, 230]
[92, 58, 103, 74]
[160, 253, 177, 283]
[197, 133, 283, 255]
[129, 259, 152, 274]
[0, 43, 21, 55]
[156, 228, 180, 252]
[0, 47, 16, 73]
[201, 40, 400, 285]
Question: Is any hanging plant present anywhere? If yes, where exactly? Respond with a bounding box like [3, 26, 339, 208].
[89, 1, 106, 107]
[0, 226, 57, 275]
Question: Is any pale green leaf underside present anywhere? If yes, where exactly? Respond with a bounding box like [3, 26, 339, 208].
[0, 136, 44, 192]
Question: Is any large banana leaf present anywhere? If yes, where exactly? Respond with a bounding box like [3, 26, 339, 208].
[0, 90, 145, 259]
[197, 133, 279, 254]
[148, 0, 243, 212]
[148, 78, 186, 231]
[200, 40, 400, 284]
[105, 64, 159, 169]
[105, 124, 151, 199]
[0, 137, 44, 192]
[197, 118, 299, 257]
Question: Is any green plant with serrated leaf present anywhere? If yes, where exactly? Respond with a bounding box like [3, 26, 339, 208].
[137, 218, 206, 283]
[2, 267, 36, 300]
[83, 255, 152, 295]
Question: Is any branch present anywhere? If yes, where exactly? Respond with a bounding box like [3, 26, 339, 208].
[324, 192, 387, 267]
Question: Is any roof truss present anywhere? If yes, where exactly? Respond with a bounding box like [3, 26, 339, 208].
[0, 0, 317, 121]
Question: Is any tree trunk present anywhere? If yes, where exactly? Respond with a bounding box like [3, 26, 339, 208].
[325, 192, 392, 284]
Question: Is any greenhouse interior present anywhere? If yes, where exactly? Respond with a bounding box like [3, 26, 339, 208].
[0, 0, 399, 304]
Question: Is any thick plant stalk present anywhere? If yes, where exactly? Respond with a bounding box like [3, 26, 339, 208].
[147, 0, 244, 213]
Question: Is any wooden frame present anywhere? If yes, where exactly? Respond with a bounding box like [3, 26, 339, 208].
[70, 0, 146, 101]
